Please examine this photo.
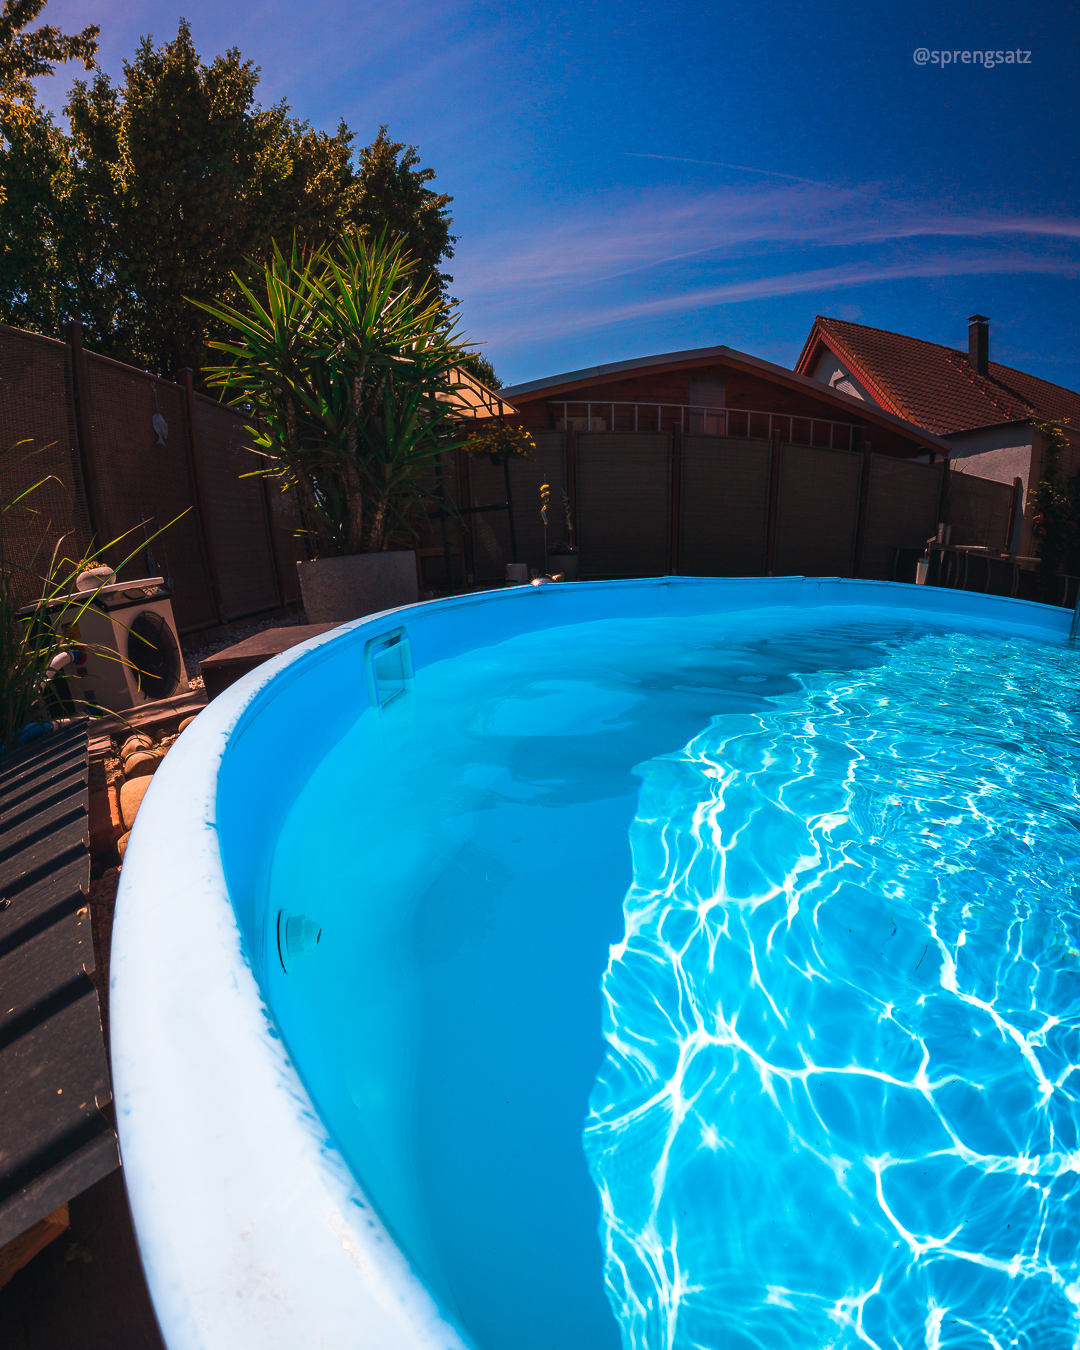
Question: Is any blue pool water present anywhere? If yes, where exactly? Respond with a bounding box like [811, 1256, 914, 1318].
[263, 604, 1080, 1349]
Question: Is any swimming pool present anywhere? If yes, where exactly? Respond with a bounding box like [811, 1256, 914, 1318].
[110, 577, 1080, 1349]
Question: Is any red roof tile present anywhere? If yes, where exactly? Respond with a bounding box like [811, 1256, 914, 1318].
[796, 316, 1080, 436]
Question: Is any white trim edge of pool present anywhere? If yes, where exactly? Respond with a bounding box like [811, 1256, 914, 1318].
[109, 576, 1074, 1350]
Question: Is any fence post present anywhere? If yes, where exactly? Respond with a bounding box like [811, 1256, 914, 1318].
[765, 430, 782, 574]
[502, 456, 519, 564]
[937, 455, 952, 533]
[565, 425, 576, 539]
[852, 441, 872, 578]
[459, 444, 475, 585]
[669, 424, 681, 575]
[1005, 476, 1023, 554]
[177, 369, 226, 624]
[64, 321, 102, 542]
[434, 452, 455, 591]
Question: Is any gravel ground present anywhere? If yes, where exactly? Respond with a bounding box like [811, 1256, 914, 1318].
[180, 610, 308, 691]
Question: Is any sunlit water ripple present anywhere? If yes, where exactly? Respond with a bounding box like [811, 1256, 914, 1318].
[585, 628, 1080, 1349]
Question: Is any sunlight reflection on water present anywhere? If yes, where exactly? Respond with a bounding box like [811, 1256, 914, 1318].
[586, 629, 1080, 1349]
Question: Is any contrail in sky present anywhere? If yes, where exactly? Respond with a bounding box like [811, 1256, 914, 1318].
[623, 152, 830, 187]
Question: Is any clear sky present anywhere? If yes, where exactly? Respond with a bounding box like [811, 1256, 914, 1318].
[33, 0, 1080, 391]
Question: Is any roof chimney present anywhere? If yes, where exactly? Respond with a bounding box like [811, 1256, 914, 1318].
[967, 314, 989, 376]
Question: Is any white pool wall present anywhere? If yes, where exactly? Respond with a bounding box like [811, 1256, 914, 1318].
[109, 577, 1074, 1350]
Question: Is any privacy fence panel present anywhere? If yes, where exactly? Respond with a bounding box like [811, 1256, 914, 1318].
[773, 443, 863, 578]
[0, 321, 1055, 622]
[859, 456, 943, 581]
[469, 431, 567, 581]
[948, 469, 1015, 551]
[0, 329, 92, 606]
[83, 354, 217, 632]
[0, 323, 299, 633]
[575, 432, 671, 578]
[194, 396, 280, 618]
[677, 436, 772, 576]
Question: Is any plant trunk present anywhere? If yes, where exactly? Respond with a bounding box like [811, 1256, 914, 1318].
[285, 391, 330, 556]
[341, 374, 366, 554]
[285, 389, 300, 461]
[341, 455, 366, 554]
[365, 501, 388, 552]
[293, 467, 323, 550]
[363, 373, 390, 552]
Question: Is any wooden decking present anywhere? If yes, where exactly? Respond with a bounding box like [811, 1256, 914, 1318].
[0, 724, 119, 1246]
[0, 727, 165, 1344]
[199, 621, 339, 700]
[0, 1161, 166, 1348]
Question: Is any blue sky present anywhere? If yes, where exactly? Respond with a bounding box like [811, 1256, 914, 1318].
[34, 0, 1080, 391]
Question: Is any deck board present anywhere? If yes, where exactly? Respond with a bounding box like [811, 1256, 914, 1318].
[0, 724, 119, 1246]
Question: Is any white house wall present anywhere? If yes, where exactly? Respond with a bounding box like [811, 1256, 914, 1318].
[945, 426, 1032, 555]
[946, 426, 1033, 490]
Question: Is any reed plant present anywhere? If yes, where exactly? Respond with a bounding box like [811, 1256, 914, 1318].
[0, 440, 67, 754]
[0, 440, 182, 756]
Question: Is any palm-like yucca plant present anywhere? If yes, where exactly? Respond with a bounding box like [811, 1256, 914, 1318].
[192, 233, 476, 557]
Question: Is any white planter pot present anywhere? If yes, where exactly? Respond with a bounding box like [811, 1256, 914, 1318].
[297, 551, 418, 624]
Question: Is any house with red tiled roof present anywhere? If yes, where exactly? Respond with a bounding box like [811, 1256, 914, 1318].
[795, 315, 1080, 556]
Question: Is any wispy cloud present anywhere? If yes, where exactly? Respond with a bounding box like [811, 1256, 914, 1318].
[622, 152, 830, 187]
[456, 181, 1080, 299]
[452, 176, 1080, 357]
[489, 253, 1079, 345]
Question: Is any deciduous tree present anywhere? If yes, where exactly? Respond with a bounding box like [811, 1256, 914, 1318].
[0, 0, 97, 133]
[0, 19, 459, 381]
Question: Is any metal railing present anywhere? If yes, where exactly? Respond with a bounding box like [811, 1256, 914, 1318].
[551, 400, 859, 451]
[923, 544, 1080, 608]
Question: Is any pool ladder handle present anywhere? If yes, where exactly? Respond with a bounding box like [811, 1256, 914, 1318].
[1071, 589, 1080, 641]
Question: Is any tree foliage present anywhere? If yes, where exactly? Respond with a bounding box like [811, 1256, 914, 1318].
[0, 0, 97, 133]
[1028, 420, 1080, 576]
[457, 350, 502, 390]
[354, 127, 456, 297]
[0, 19, 458, 380]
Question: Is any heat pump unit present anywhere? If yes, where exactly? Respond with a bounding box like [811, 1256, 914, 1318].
[34, 576, 188, 714]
